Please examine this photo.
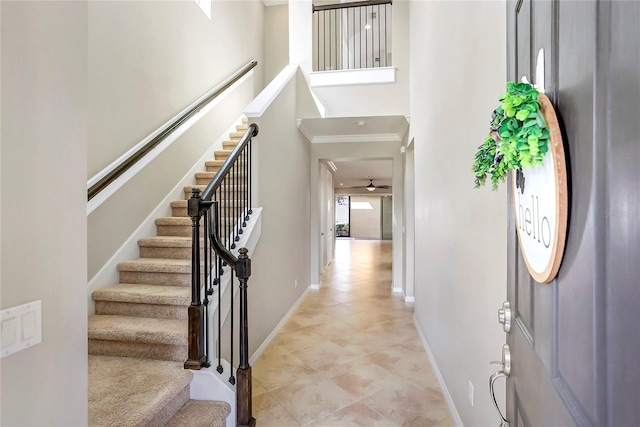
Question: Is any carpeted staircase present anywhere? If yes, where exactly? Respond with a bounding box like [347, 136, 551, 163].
[88, 119, 249, 427]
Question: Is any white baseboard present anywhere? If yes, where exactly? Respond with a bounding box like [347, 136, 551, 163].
[413, 314, 464, 427]
[249, 285, 311, 365]
[402, 290, 415, 303]
[310, 283, 320, 290]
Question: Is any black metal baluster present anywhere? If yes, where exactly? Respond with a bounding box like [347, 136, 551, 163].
[377, 4, 381, 68]
[329, 10, 332, 70]
[203, 208, 210, 367]
[231, 163, 237, 249]
[229, 271, 235, 385]
[316, 11, 319, 71]
[384, 4, 387, 66]
[214, 190, 223, 374]
[359, 7, 361, 69]
[248, 140, 252, 216]
[243, 145, 248, 228]
[323, 11, 327, 71]
[231, 160, 240, 242]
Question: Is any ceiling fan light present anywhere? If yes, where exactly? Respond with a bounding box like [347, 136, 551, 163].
[366, 184, 376, 191]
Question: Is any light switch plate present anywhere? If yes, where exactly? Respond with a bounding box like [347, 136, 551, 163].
[1, 300, 42, 358]
[2, 318, 17, 348]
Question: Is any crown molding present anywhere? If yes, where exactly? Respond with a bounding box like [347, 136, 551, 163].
[311, 133, 402, 144]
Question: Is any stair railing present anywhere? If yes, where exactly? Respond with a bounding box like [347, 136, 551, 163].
[185, 123, 258, 427]
[313, 0, 392, 72]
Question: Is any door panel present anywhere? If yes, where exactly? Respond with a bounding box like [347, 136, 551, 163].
[507, 1, 640, 426]
[607, 2, 640, 423]
[555, 1, 599, 422]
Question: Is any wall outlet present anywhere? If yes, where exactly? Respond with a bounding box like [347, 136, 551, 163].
[295, 279, 298, 288]
[468, 380, 474, 406]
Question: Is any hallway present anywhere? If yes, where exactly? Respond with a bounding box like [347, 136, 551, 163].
[253, 239, 456, 426]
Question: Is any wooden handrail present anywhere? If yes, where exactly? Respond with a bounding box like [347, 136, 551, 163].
[87, 60, 258, 201]
[313, 0, 392, 13]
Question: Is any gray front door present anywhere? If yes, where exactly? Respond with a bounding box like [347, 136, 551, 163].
[505, 1, 640, 426]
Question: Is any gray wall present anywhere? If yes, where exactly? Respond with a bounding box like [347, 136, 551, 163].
[409, 1, 508, 425]
[246, 76, 311, 355]
[87, 0, 266, 280]
[1, 2, 88, 425]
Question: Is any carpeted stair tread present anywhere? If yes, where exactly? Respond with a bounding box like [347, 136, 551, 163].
[195, 172, 218, 180]
[166, 400, 231, 427]
[92, 283, 190, 306]
[88, 314, 187, 345]
[117, 257, 191, 274]
[205, 160, 226, 168]
[222, 141, 240, 150]
[88, 355, 191, 427]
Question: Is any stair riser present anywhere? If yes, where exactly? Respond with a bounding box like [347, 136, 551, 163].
[140, 246, 193, 260]
[89, 339, 187, 362]
[157, 225, 206, 238]
[171, 206, 188, 217]
[156, 223, 237, 239]
[119, 271, 191, 287]
[95, 301, 188, 320]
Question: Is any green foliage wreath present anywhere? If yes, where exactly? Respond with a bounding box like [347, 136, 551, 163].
[472, 82, 550, 190]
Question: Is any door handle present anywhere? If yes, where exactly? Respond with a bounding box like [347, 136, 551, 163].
[489, 344, 511, 426]
[498, 301, 512, 333]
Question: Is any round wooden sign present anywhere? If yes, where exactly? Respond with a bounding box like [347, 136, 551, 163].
[512, 93, 568, 284]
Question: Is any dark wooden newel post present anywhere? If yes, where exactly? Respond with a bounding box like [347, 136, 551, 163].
[185, 188, 207, 370]
[235, 248, 255, 427]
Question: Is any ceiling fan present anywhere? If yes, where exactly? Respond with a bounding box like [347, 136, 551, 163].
[351, 178, 391, 192]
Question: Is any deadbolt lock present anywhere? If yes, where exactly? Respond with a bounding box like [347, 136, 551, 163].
[498, 301, 512, 333]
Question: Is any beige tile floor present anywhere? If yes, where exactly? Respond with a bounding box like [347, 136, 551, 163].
[252, 239, 456, 427]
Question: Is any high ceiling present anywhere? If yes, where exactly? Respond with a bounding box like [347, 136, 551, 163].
[329, 159, 393, 189]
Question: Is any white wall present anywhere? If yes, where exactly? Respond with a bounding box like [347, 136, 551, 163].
[409, 1, 507, 425]
[1, 2, 88, 425]
[87, 0, 266, 280]
[264, 4, 289, 84]
[245, 73, 311, 354]
[350, 196, 382, 239]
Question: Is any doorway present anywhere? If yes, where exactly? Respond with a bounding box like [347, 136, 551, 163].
[335, 195, 350, 237]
